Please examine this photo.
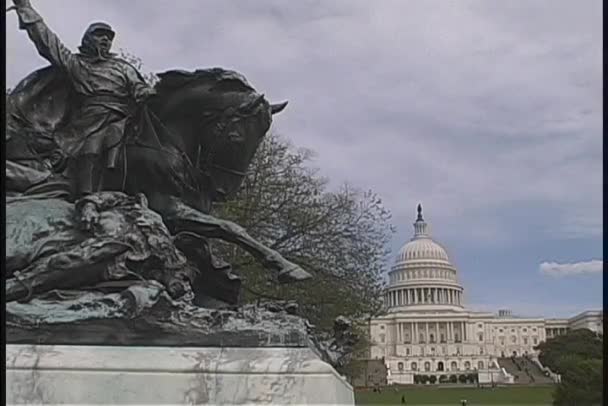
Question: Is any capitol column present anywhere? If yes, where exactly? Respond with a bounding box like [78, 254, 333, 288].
[410, 322, 414, 343]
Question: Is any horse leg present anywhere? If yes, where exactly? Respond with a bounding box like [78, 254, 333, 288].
[162, 198, 312, 283]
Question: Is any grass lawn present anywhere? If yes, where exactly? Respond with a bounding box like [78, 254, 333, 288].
[355, 385, 555, 405]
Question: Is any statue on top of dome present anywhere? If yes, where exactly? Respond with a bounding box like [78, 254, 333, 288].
[417, 203, 424, 221]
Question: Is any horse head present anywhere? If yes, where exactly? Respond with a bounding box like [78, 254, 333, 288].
[148, 68, 287, 208]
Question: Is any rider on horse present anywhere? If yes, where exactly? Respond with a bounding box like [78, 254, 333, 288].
[10, 0, 155, 199]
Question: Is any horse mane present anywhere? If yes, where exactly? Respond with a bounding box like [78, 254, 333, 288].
[154, 68, 256, 97]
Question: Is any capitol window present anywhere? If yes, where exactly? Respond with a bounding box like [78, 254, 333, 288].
[424, 362, 431, 371]
[511, 336, 516, 343]
[478, 334, 483, 341]
[478, 361, 484, 370]
[398, 362, 404, 371]
[523, 338, 528, 345]
[406, 348, 410, 355]
[411, 362, 417, 371]
[533, 338, 538, 345]
[380, 334, 385, 343]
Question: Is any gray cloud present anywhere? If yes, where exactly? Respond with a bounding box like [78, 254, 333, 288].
[6, 0, 602, 248]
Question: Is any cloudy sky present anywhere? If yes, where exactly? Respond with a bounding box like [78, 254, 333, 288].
[7, 0, 602, 318]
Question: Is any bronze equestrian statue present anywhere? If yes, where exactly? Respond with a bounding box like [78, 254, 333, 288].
[6, 0, 311, 305]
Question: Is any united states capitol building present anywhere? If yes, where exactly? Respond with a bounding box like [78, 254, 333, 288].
[366, 205, 603, 385]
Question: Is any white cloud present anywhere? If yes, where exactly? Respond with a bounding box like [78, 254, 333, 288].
[539, 260, 603, 277]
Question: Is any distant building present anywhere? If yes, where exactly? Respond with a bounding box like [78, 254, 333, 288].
[366, 205, 603, 385]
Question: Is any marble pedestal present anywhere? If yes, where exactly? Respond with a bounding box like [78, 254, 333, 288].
[6, 344, 355, 405]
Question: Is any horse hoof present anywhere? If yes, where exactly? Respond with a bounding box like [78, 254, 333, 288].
[277, 265, 312, 283]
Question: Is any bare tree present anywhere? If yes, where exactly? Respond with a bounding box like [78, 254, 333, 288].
[215, 133, 394, 329]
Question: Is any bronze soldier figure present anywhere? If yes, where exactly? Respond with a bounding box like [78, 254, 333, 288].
[10, 0, 155, 203]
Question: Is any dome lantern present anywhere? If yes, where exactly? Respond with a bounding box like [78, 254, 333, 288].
[413, 203, 429, 239]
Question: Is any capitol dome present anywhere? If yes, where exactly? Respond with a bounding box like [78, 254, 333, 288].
[385, 204, 465, 311]
[396, 236, 450, 263]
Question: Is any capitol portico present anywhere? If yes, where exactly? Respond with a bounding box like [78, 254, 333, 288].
[366, 205, 603, 386]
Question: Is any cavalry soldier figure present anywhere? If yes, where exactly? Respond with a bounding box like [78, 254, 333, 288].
[10, 0, 155, 200]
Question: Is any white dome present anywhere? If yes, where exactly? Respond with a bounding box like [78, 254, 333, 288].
[396, 238, 449, 263]
[393, 204, 451, 265]
[384, 204, 465, 311]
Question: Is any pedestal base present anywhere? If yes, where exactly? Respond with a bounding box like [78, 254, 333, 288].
[7, 344, 354, 405]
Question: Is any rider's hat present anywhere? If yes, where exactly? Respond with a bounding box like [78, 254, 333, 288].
[84, 22, 115, 40]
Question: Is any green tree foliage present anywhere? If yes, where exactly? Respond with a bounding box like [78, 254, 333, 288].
[535, 329, 603, 405]
[214, 133, 394, 329]
[535, 328, 602, 371]
[552, 357, 603, 405]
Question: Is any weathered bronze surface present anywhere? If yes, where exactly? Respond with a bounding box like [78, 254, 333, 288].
[6, 1, 357, 366]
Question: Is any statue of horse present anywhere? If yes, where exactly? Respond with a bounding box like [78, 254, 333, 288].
[6, 67, 311, 304]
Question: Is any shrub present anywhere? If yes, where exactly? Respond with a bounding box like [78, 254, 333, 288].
[439, 375, 448, 383]
[429, 375, 437, 384]
[458, 374, 468, 383]
[449, 375, 458, 383]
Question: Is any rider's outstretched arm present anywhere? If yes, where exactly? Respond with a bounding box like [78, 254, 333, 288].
[12, 0, 77, 71]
